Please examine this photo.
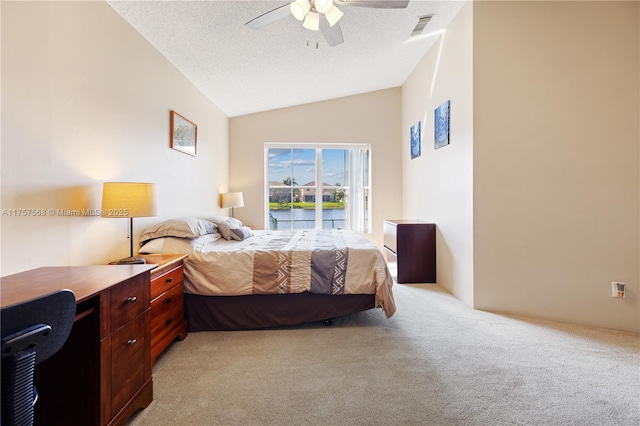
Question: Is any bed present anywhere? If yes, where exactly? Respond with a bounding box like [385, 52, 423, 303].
[138, 217, 396, 330]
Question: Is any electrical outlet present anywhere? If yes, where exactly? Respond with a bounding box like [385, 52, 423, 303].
[611, 282, 625, 298]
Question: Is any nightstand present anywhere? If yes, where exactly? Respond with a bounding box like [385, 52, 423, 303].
[138, 254, 189, 365]
[383, 220, 436, 283]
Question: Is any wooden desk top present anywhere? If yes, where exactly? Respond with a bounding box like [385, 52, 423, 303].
[0, 265, 156, 308]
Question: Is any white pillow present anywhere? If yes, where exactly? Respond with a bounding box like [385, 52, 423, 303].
[139, 217, 216, 244]
[139, 237, 165, 254]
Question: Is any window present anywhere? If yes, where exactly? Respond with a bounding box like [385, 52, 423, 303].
[265, 143, 371, 233]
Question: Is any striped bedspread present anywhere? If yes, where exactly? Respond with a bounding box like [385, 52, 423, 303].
[157, 229, 396, 318]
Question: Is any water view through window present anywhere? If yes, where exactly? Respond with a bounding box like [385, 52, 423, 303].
[266, 144, 370, 232]
[269, 208, 347, 230]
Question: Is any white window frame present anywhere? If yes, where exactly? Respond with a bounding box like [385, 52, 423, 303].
[264, 142, 372, 233]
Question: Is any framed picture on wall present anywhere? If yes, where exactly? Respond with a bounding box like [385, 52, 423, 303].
[170, 110, 197, 156]
[434, 100, 450, 150]
[410, 121, 421, 159]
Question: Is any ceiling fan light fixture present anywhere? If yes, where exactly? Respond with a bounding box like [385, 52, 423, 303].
[324, 5, 343, 26]
[303, 11, 320, 31]
[290, 0, 311, 21]
[315, 0, 334, 14]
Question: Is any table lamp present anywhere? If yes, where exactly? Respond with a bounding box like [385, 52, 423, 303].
[221, 192, 244, 218]
[102, 182, 157, 264]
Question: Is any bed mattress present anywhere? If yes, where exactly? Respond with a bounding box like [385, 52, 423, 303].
[152, 229, 396, 318]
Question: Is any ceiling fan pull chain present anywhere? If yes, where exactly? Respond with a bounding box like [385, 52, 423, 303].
[306, 29, 320, 49]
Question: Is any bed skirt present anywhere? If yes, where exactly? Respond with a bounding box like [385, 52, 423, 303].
[184, 292, 376, 331]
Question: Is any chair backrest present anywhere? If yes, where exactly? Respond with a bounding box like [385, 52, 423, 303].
[1, 289, 76, 426]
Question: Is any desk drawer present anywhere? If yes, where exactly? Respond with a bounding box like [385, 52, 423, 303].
[111, 312, 147, 416]
[110, 274, 147, 331]
[150, 266, 184, 300]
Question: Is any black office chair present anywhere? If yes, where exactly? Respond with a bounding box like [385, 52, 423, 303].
[1, 290, 76, 426]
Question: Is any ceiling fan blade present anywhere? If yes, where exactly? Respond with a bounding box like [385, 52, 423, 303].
[245, 3, 291, 29]
[335, 0, 409, 8]
[320, 18, 344, 47]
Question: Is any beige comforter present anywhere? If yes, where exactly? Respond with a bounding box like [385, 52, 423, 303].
[155, 229, 396, 318]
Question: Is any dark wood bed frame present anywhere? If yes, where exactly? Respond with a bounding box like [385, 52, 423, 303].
[184, 292, 375, 331]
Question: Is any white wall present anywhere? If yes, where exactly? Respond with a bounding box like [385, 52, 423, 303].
[473, 1, 639, 332]
[401, 2, 475, 305]
[229, 88, 403, 249]
[1, 1, 229, 276]
[401, 0, 639, 333]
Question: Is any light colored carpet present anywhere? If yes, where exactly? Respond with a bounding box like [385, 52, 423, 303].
[128, 284, 640, 426]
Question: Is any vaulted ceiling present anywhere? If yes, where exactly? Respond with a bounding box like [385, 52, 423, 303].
[108, 0, 465, 117]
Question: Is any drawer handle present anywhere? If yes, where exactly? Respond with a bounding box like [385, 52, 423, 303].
[126, 296, 137, 303]
[166, 319, 172, 326]
[165, 298, 172, 304]
[127, 339, 137, 346]
[166, 277, 173, 283]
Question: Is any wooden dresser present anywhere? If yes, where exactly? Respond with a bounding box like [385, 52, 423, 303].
[383, 220, 436, 283]
[0, 265, 155, 426]
[139, 254, 189, 365]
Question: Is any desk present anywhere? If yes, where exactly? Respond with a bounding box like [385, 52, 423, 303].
[1, 265, 156, 426]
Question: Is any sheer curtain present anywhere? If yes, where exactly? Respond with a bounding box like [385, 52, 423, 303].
[349, 148, 369, 233]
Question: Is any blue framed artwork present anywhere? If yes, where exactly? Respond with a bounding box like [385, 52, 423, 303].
[434, 100, 450, 149]
[410, 121, 421, 159]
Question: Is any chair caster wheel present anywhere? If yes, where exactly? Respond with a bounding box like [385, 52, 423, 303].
[324, 319, 335, 327]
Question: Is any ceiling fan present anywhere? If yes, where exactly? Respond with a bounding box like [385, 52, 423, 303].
[245, 0, 410, 47]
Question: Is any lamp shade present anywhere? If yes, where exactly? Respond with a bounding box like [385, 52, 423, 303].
[303, 11, 320, 31]
[101, 182, 156, 218]
[220, 192, 244, 209]
[290, 0, 310, 20]
[325, 5, 343, 26]
[315, 0, 334, 14]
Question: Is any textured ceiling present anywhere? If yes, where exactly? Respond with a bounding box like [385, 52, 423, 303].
[107, 0, 465, 117]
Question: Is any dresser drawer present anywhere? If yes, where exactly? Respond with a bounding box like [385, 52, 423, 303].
[110, 274, 147, 331]
[384, 247, 397, 267]
[151, 285, 184, 347]
[150, 266, 184, 300]
[383, 221, 397, 253]
[151, 283, 184, 326]
[110, 312, 148, 416]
